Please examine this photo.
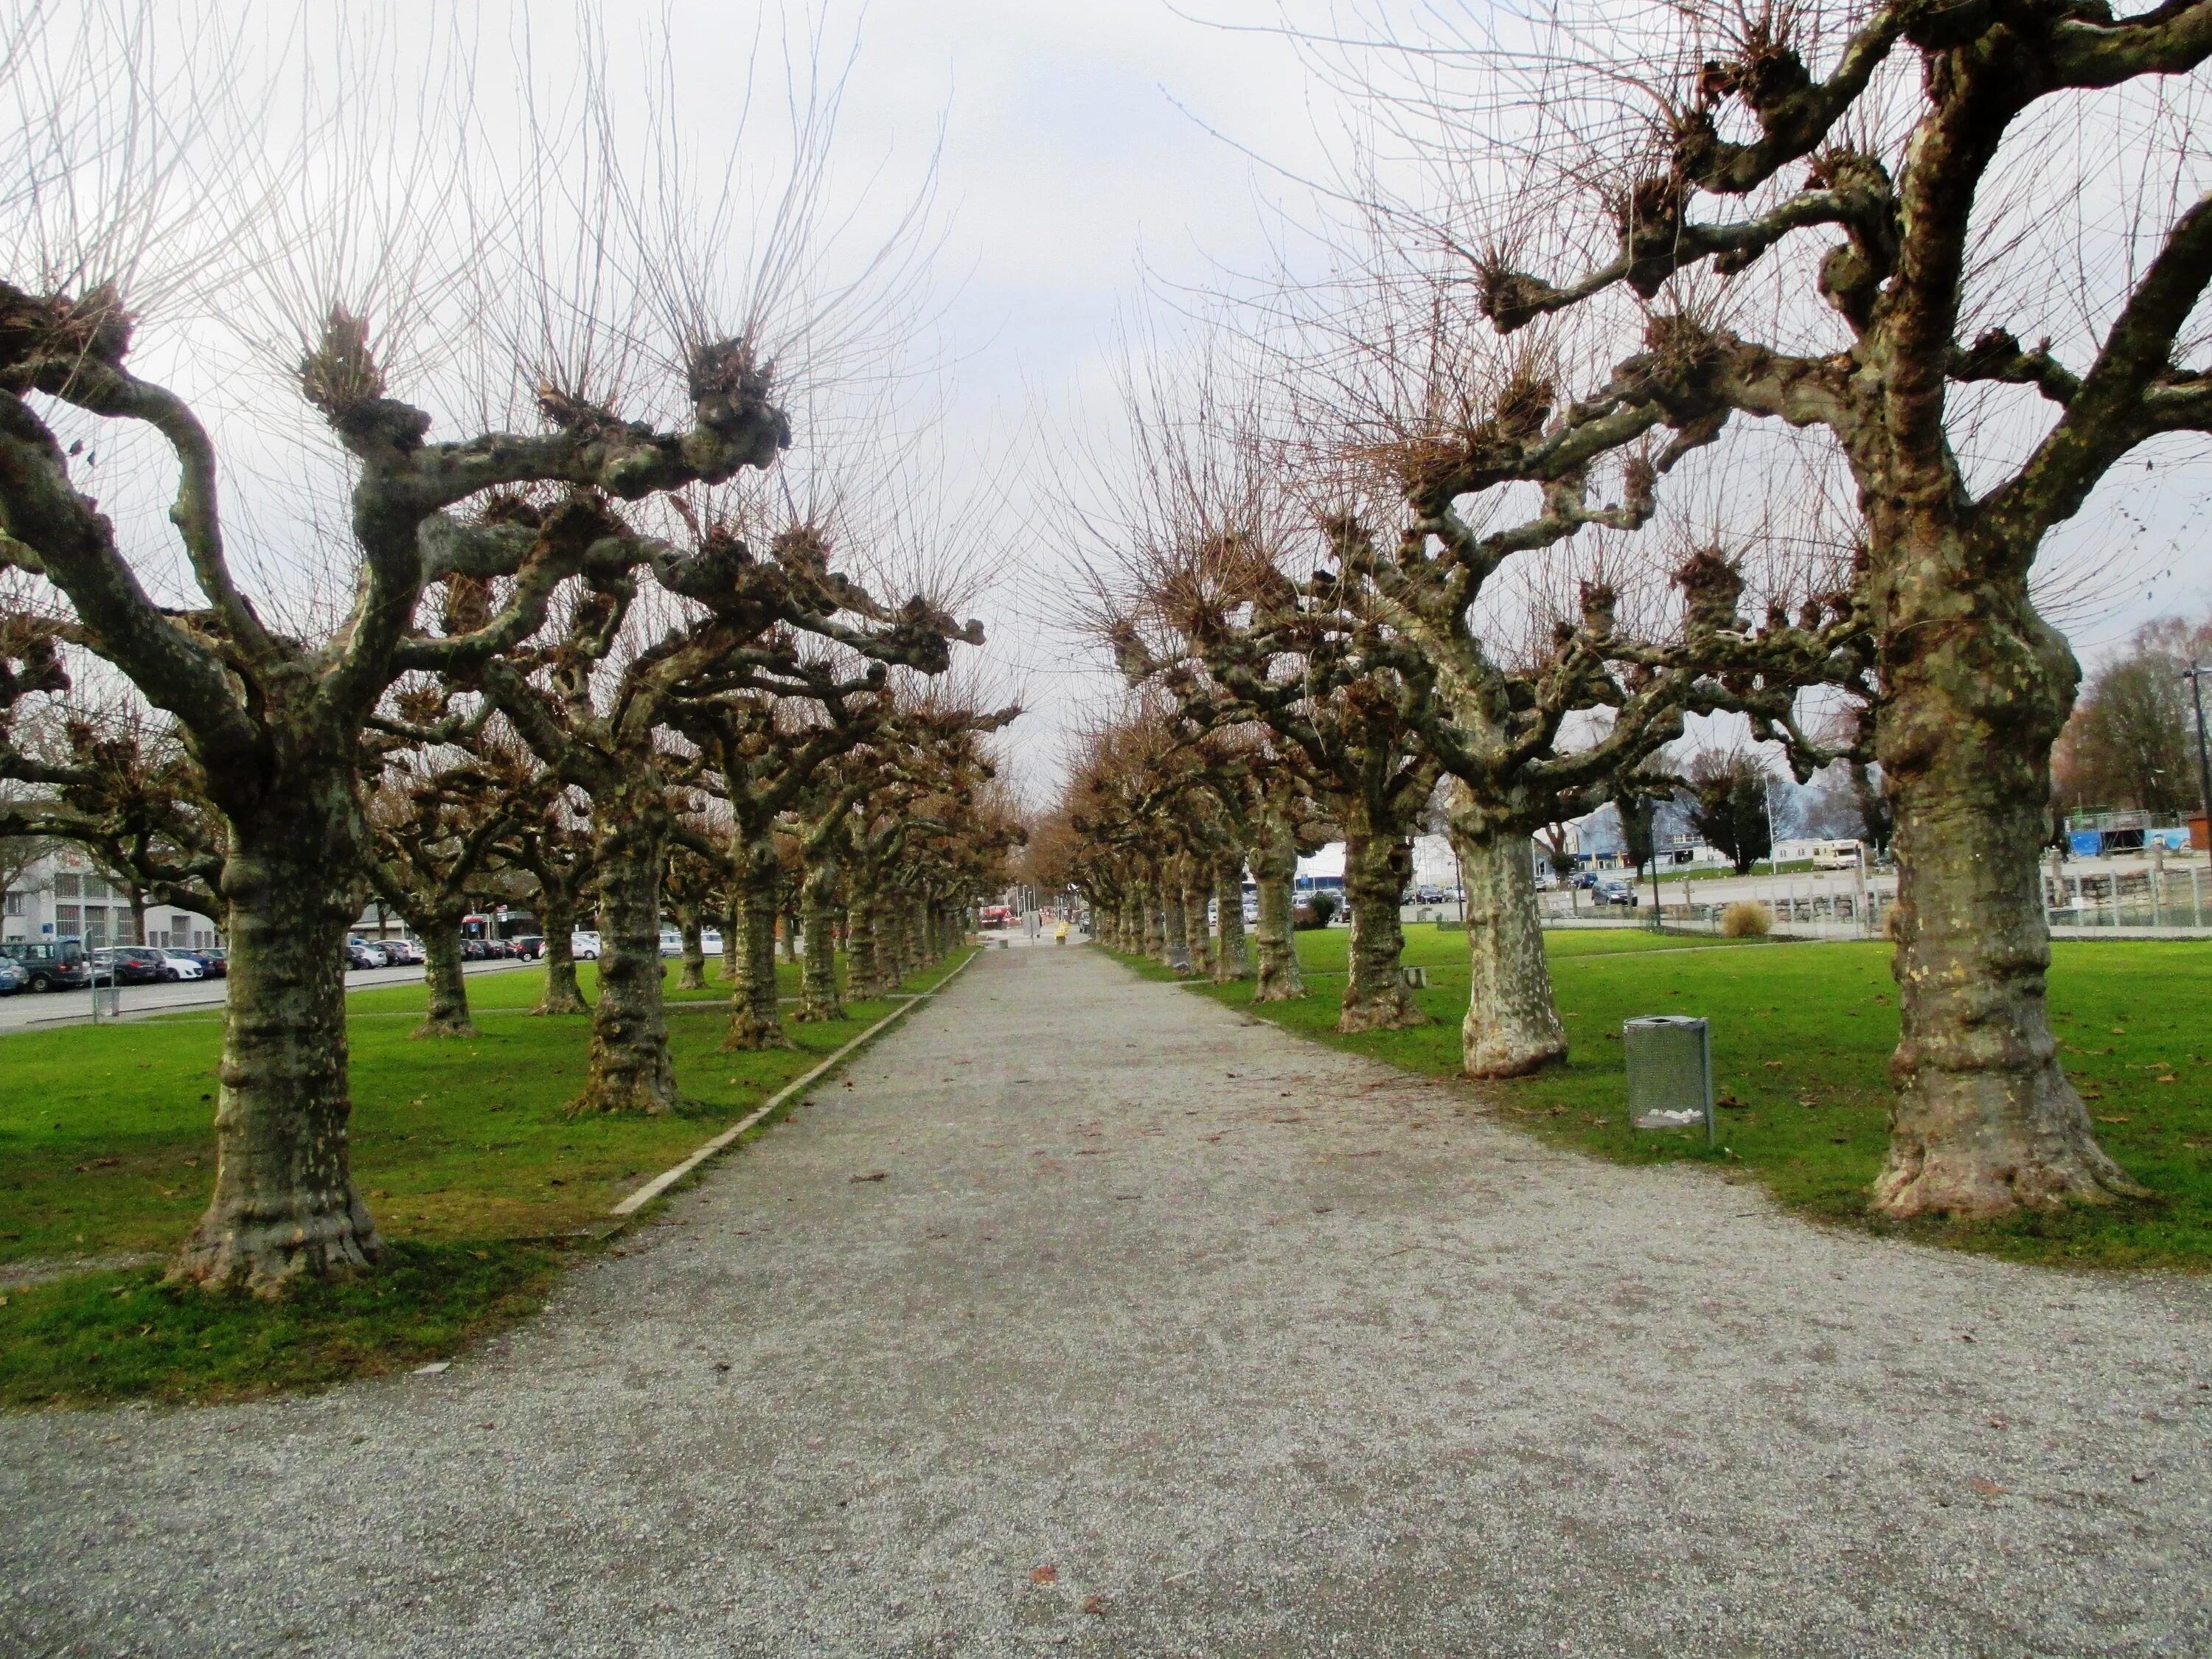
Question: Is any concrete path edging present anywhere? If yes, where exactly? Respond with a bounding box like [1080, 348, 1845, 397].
[607, 949, 980, 1219]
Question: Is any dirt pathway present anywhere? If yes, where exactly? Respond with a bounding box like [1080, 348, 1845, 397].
[3, 944, 2208, 1656]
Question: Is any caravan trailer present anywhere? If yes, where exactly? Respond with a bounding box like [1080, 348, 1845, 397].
[1809, 840, 1863, 871]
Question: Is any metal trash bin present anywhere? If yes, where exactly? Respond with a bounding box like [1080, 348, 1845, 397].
[1624, 1015, 1714, 1144]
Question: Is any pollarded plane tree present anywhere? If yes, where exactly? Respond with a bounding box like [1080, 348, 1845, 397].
[484, 751, 597, 1017]
[0, 288, 787, 1293]
[0, 641, 229, 925]
[1295, 357, 1868, 1076]
[1117, 538, 1443, 1033]
[671, 546, 987, 1049]
[663, 829, 727, 992]
[1326, 0, 2212, 1211]
[360, 726, 519, 1040]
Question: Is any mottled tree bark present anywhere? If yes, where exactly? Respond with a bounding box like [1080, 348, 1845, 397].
[845, 895, 881, 998]
[532, 881, 588, 1016]
[1340, 823, 1425, 1033]
[1870, 595, 2145, 1217]
[798, 865, 844, 1022]
[577, 811, 681, 1113]
[415, 914, 476, 1039]
[720, 897, 740, 984]
[777, 906, 799, 964]
[1183, 863, 1214, 976]
[172, 802, 383, 1293]
[1213, 861, 1249, 982]
[1249, 821, 1305, 1002]
[1138, 876, 1164, 959]
[1160, 874, 1189, 969]
[726, 832, 789, 1050]
[675, 900, 707, 991]
[1452, 816, 1565, 1077]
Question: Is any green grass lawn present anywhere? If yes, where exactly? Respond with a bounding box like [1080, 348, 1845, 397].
[0, 949, 971, 1408]
[1121, 926, 2212, 1272]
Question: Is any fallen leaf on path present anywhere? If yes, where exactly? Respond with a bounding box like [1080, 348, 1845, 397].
[1082, 1596, 1108, 1615]
[849, 1171, 888, 1183]
[1969, 1478, 2006, 1497]
[1029, 1565, 1058, 1585]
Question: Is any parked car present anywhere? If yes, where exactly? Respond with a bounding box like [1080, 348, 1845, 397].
[343, 942, 385, 970]
[658, 928, 683, 957]
[160, 950, 206, 981]
[0, 958, 24, 995]
[509, 935, 545, 960]
[570, 931, 601, 959]
[183, 947, 227, 978]
[0, 939, 91, 992]
[94, 945, 181, 984]
[459, 938, 488, 961]
[1596, 880, 1640, 908]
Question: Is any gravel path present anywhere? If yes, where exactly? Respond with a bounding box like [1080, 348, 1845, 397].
[4, 944, 2209, 1658]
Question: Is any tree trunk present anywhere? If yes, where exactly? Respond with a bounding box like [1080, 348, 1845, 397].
[1183, 867, 1214, 976]
[725, 833, 790, 1050]
[171, 811, 383, 1294]
[532, 880, 587, 1016]
[1452, 816, 1565, 1077]
[1869, 603, 2143, 1217]
[1340, 823, 1425, 1033]
[1249, 824, 1305, 1002]
[720, 897, 740, 984]
[1160, 875, 1189, 970]
[799, 867, 844, 1022]
[576, 813, 681, 1113]
[778, 906, 799, 964]
[676, 901, 706, 991]
[414, 912, 476, 1039]
[1213, 861, 1249, 981]
[1138, 877, 1163, 959]
[847, 893, 883, 998]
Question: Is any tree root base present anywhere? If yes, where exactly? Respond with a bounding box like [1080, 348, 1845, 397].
[1463, 1046, 1568, 1080]
[411, 1018, 479, 1040]
[167, 1211, 386, 1298]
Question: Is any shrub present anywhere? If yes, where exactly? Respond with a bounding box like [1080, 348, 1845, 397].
[1719, 901, 1771, 939]
[1308, 891, 1340, 928]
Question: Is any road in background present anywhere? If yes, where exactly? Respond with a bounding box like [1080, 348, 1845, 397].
[0, 957, 538, 1035]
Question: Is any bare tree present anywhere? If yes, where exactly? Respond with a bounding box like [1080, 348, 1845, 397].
[1297, 0, 2212, 1214]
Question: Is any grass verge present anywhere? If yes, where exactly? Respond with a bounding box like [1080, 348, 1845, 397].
[0, 948, 973, 1408]
[1117, 928, 2212, 1272]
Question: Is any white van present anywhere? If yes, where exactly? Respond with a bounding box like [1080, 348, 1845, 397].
[1809, 840, 1863, 870]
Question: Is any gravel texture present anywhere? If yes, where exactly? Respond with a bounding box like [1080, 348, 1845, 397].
[4, 941, 2210, 1658]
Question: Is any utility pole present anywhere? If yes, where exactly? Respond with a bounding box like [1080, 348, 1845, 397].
[2183, 661, 2212, 855]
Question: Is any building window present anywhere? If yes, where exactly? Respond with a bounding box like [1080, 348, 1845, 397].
[54, 874, 80, 899]
[172, 914, 190, 936]
[55, 903, 79, 927]
[2, 891, 22, 917]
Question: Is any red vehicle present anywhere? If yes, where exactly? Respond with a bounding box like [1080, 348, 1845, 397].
[978, 905, 1016, 929]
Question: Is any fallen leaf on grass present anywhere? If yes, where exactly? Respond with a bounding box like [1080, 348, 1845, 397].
[74, 1158, 121, 1172]
[1082, 1596, 1108, 1615]
[849, 1171, 888, 1183]
[2096, 1116, 2132, 1124]
[1029, 1565, 1058, 1585]
[1761, 1060, 1785, 1070]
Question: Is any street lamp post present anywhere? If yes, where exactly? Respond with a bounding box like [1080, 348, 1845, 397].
[2183, 662, 2212, 855]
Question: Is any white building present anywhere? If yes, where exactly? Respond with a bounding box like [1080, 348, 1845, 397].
[2, 846, 223, 950]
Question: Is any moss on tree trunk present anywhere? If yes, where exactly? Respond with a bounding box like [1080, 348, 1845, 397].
[798, 868, 844, 1022]
[170, 821, 384, 1295]
[1340, 824, 1425, 1033]
[1249, 827, 1306, 1002]
[532, 884, 587, 1016]
[726, 835, 789, 1050]
[575, 815, 681, 1113]
[1213, 862, 1249, 981]
[414, 915, 476, 1039]
[675, 901, 706, 991]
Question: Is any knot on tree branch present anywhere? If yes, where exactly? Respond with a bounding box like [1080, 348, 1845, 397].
[1475, 261, 1565, 335]
[301, 308, 430, 456]
[1676, 546, 1747, 632]
[0, 282, 132, 392]
[686, 336, 791, 465]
